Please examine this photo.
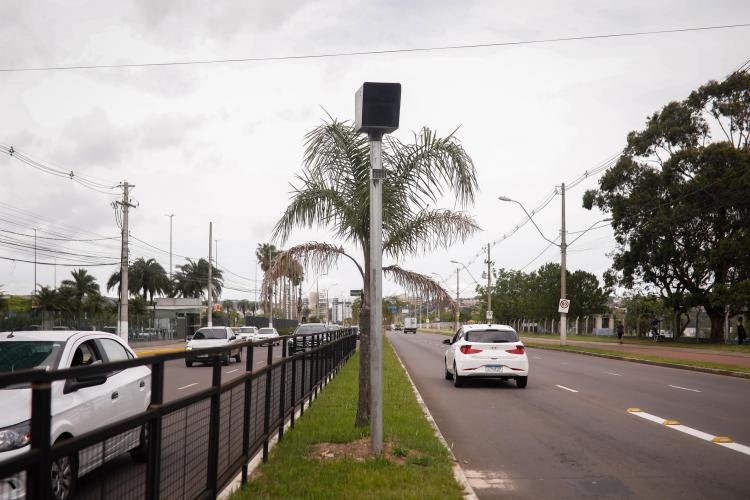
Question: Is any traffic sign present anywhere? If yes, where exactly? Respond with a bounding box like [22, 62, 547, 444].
[558, 299, 571, 313]
[350, 289, 363, 296]
[388, 305, 398, 313]
[486, 310, 493, 321]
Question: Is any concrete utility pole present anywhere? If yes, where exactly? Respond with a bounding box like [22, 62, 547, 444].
[117, 182, 136, 342]
[455, 267, 460, 331]
[33, 228, 37, 294]
[560, 183, 568, 345]
[486, 243, 492, 323]
[207, 222, 213, 328]
[165, 214, 174, 279]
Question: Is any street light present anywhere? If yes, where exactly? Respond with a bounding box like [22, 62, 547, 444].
[164, 214, 175, 280]
[451, 258, 492, 323]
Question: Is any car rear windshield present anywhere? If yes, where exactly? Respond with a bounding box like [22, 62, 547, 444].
[464, 330, 519, 343]
[258, 328, 276, 335]
[294, 325, 326, 335]
[0, 341, 63, 372]
[193, 328, 227, 340]
[239, 327, 256, 333]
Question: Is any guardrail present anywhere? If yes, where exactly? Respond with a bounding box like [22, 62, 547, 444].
[0, 328, 357, 499]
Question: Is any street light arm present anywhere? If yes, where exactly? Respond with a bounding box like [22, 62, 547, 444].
[502, 198, 560, 247]
[451, 261, 481, 287]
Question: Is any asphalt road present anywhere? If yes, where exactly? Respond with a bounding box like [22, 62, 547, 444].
[389, 331, 750, 500]
[76, 343, 286, 498]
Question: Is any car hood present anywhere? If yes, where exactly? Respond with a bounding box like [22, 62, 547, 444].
[0, 388, 31, 428]
[187, 339, 229, 349]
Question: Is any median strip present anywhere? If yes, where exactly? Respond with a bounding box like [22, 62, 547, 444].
[627, 408, 750, 457]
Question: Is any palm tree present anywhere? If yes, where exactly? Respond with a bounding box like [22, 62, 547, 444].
[61, 269, 100, 319]
[268, 118, 479, 426]
[173, 258, 223, 300]
[34, 286, 58, 327]
[108, 258, 171, 302]
[237, 299, 252, 317]
[256, 243, 281, 315]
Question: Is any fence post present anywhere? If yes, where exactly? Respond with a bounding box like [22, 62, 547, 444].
[206, 356, 222, 495]
[262, 342, 273, 463]
[145, 360, 165, 500]
[241, 343, 254, 485]
[28, 380, 52, 500]
[300, 338, 306, 418]
[290, 336, 297, 429]
[278, 339, 287, 441]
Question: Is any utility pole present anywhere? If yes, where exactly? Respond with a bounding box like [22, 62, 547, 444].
[455, 267, 460, 331]
[165, 214, 174, 279]
[207, 222, 213, 328]
[117, 181, 136, 343]
[33, 228, 37, 294]
[486, 243, 492, 324]
[560, 182, 568, 346]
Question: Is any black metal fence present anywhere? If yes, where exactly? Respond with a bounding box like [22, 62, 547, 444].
[0, 328, 357, 499]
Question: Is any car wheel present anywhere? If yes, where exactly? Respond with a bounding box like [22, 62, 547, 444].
[235, 351, 242, 363]
[50, 447, 77, 500]
[453, 362, 463, 387]
[516, 376, 528, 389]
[444, 358, 453, 380]
[185, 359, 193, 367]
[130, 425, 148, 462]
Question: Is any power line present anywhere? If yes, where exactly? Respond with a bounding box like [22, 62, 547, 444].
[0, 255, 118, 266]
[2, 23, 749, 73]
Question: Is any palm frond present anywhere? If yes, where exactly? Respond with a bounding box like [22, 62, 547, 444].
[383, 265, 456, 313]
[383, 209, 481, 260]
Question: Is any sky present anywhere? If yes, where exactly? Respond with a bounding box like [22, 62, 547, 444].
[1, 0, 749, 305]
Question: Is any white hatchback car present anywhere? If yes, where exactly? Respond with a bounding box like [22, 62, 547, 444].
[443, 324, 529, 388]
[185, 327, 242, 366]
[0, 330, 151, 500]
[255, 327, 279, 344]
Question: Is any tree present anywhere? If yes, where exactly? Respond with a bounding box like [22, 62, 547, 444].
[60, 269, 100, 318]
[583, 71, 750, 341]
[173, 258, 224, 300]
[268, 118, 479, 427]
[256, 243, 281, 314]
[108, 258, 171, 302]
[237, 299, 252, 317]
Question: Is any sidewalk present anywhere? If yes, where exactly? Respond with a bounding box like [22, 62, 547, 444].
[521, 336, 750, 369]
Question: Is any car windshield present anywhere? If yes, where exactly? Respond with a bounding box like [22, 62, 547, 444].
[464, 329, 519, 343]
[294, 325, 326, 335]
[258, 328, 276, 335]
[192, 328, 227, 340]
[0, 341, 63, 372]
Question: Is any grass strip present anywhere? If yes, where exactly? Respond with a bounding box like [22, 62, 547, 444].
[521, 333, 750, 352]
[231, 340, 463, 500]
[524, 342, 750, 375]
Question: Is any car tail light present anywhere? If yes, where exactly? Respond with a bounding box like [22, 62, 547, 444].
[505, 345, 525, 355]
[460, 345, 483, 354]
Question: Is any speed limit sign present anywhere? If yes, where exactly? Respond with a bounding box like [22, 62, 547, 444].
[558, 299, 571, 313]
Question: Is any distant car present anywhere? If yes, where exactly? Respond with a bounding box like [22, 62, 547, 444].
[404, 317, 417, 334]
[443, 324, 529, 388]
[287, 323, 329, 354]
[0, 330, 150, 500]
[255, 327, 280, 344]
[395, 324, 403, 332]
[185, 327, 242, 366]
[237, 326, 258, 341]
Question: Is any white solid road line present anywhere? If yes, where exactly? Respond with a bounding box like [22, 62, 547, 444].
[555, 384, 579, 393]
[668, 384, 701, 393]
[177, 382, 198, 390]
[532, 356, 543, 360]
[607, 372, 622, 376]
[225, 369, 239, 374]
[627, 408, 750, 457]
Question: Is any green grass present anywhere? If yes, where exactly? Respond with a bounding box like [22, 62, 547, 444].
[525, 342, 750, 374]
[519, 332, 750, 352]
[230, 340, 462, 500]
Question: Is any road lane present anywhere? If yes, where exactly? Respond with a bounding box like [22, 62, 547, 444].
[389, 331, 750, 499]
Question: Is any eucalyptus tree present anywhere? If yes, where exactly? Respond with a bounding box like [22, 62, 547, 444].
[267, 119, 479, 426]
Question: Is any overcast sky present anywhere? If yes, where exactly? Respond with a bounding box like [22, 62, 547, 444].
[1, 0, 749, 304]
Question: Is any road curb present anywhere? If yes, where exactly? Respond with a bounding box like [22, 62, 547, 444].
[525, 344, 750, 379]
[388, 338, 479, 500]
[135, 348, 185, 356]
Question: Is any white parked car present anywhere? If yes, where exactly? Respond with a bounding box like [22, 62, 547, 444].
[185, 327, 242, 366]
[0, 330, 151, 500]
[255, 327, 279, 344]
[237, 326, 259, 341]
[443, 324, 529, 388]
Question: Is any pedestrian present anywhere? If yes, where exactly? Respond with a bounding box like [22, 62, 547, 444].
[617, 321, 625, 344]
[650, 318, 659, 341]
[738, 317, 747, 346]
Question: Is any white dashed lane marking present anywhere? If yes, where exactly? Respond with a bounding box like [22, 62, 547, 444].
[668, 384, 701, 393]
[555, 385, 579, 393]
[607, 372, 622, 376]
[177, 382, 198, 390]
[225, 369, 239, 374]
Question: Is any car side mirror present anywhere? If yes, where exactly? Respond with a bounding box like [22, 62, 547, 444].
[64, 373, 108, 394]
[443, 339, 451, 345]
[229, 335, 237, 341]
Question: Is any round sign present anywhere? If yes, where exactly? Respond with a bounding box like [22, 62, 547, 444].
[559, 299, 570, 309]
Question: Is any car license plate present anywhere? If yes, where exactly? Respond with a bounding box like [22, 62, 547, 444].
[486, 366, 503, 373]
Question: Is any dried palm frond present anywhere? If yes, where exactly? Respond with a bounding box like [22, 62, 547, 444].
[383, 265, 457, 313]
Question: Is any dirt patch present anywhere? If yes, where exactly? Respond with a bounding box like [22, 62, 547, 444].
[308, 438, 409, 464]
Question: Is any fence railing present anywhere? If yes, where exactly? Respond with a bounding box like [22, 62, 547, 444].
[0, 328, 357, 500]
